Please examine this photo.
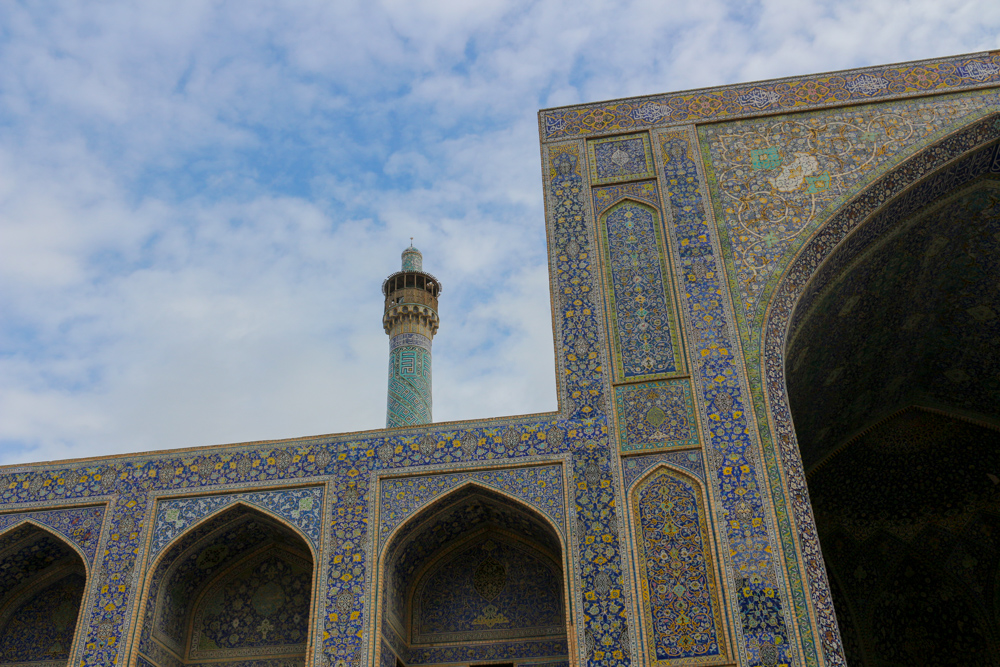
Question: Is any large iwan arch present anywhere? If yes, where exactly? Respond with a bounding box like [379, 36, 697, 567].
[766, 117, 1000, 664]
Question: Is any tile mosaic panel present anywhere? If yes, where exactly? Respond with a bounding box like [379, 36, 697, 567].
[138, 507, 315, 665]
[189, 548, 311, 660]
[622, 451, 705, 488]
[379, 638, 396, 667]
[592, 180, 660, 212]
[380, 618, 408, 663]
[700, 90, 1000, 334]
[657, 128, 805, 667]
[615, 380, 699, 453]
[587, 133, 655, 184]
[378, 489, 571, 664]
[632, 468, 726, 665]
[596, 190, 684, 381]
[412, 535, 564, 645]
[548, 143, 611, 420]
[0, 506, 103, 564]
[547, 143, 633, 665]
[0, 526, 82, 603]
[571, 443, 632, 666]
[150, 486, 324, 558]
[387, 341, 432, 428]
[0, 571, 85, 665]
[542, 52, 1000, 139]
[384, 489, 564, 628]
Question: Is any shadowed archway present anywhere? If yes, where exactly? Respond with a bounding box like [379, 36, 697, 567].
[778, 123, 1000, 665]
[134, 503, 316, 667]
[0, 522, 89, 666]
[377, 485, 571, 667]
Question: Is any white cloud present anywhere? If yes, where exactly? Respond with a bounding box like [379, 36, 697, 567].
[0, 0, 998, 464]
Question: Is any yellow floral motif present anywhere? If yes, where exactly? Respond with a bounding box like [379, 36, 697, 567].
[471, 604, 510, 628]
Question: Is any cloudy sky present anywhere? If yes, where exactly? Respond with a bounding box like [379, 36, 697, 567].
[1, 1, 998, 466]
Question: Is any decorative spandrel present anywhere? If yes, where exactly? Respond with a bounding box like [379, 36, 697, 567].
[0, 506, 104, 564]
[699, 90, 1000, 338]
[149, 486, 324, 557]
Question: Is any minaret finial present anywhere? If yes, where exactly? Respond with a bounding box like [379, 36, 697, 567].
[382, 245, 441, 427]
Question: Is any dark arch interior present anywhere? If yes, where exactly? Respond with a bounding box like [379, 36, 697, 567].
[136, 505, 314, 667]
[380, 486, 568, 667]
[787, 167, 1000, 665]
[0, 523, 87, 666]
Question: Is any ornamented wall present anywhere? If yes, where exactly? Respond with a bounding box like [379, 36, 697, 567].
[0, 51, 998, 667]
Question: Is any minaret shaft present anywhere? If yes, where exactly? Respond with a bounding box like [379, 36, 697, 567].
[383, 246, 440, 428]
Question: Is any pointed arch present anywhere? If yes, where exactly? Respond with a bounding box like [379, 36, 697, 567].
[760, 111, 1000, 664]
[377, 477, 569, 560]
[0, 516, 93, 576]
[627, 463, 729, 666]
[372, 477, 573, 667]
[624, 459, 705, 494]
[0, 519, 89, 667]
[150, 496, 320, 565]
[130, 500, 318, 667]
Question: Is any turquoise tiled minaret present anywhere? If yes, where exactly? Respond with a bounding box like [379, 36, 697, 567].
[382, 244, 441, 427]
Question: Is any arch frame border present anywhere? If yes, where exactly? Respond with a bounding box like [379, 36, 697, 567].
[757, 111, 1000, 666]
[124, 482, 327, 667]
[365, 455, 581, 667]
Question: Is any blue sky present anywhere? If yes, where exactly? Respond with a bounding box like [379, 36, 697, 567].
[1, 0, 998, 465]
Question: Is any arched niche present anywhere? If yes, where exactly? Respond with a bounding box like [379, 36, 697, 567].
[770, 114, 1000, 665]
[377, 484, 570, 667]
[134, 503, 316, 667]
[596, 196, 683, 382]
[0, 521, 88, 666]
[627, 464, 728, 667]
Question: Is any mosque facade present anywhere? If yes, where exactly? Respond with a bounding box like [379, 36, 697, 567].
[1, 50, 1000, 667]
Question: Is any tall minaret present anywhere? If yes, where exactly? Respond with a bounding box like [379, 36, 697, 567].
[382, 243, 441, 427]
